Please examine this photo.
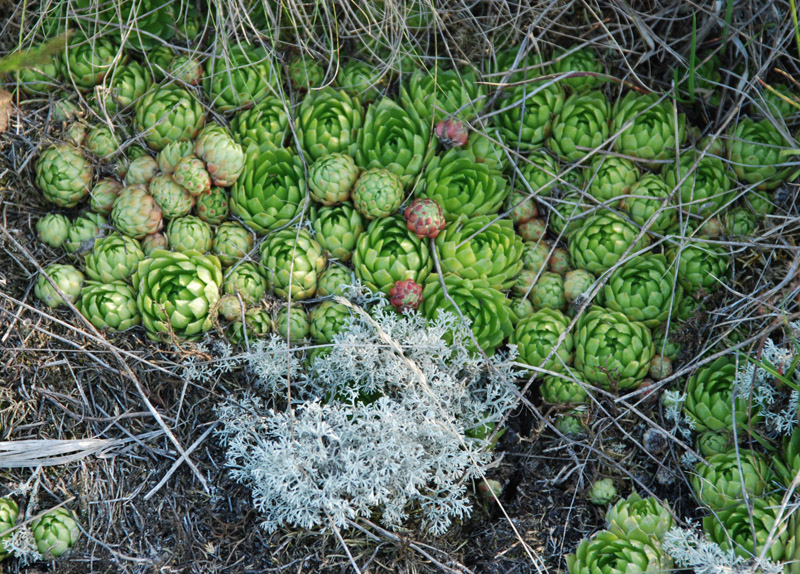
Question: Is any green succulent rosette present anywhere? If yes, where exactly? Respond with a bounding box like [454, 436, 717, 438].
[0, 497, 18, 560]
[63, 212, 105, 254]
[166, 215, 213, 253]
[485, 47, 545, 86]
[568, 212, 650, 276]
[172, 157, 211, 197]
[195, 187, 230, 225]
[517, 150, 559, 196]
[35, 144, 93, 208]
[621, 173, 676, 234]
[287, 54, 325, 90]
[669, 242, 730, 294]
[352, 214, 432, 294]
[194, 124, 245, 187]
[85, 233, 145, 283]
[351, 168, 405, 220]
[566, 529, 672, 574]
[465, 128, 509, 173]
[260, 228, 327, 301]
[612, 91, 686, 162]
[691, 450, 772, 510]
[18, 55, 61, 95]
[212, 222, 254, 267]
[80, 280, 141, 331]
[84, 125, 120, 160]
[134, 85, 206, 151]
[230, 96, 289, 151]
[498, 82, 565, 151]
[317, 264, 353, 296]
[422, 274, 513, 356]
[310, 202, 365, 262]
[563, 269, 594, 303]
[510, 308, 573, 374]
[89, 178, 123, 215]
[575, 306, 654, 390]
[145, 46, 173, 81]
[308, 153, 360, 206]
[275, 305, 310, 341]
[725, 206, 757, 236]
[728, 117, 791, 190]
[509, 296, 535, 325]
[149, 174, 195, 219]
[605, 492, 673, 541]
[203, 44, 280, 112]
[118, 0, 176, 51]
[310, 301, 353, 344]
[230, 147, 305, 233]
[227, 307, 273, 345]
[31, 507, 82, 558]
[416, 148, 508, 220]
[747, 190, 775, 216]
[167, 54, 204, 86]
[99, 61, 152, 114]
[600, 254, 680, 328]
[156, 140, 194, 174]
[133, 249, 223, 341]
[760, 83, 799, 119]
[296, 87, 364, 162]
[548, 193, 590, 238]
[126, 156, 158, 187]
[223, 262, 268, 304]
[663, 152, 734, 217]
[548, 91, 611, 162]
[530, 272, 566, 310]
[37, 214, 72, 248]
[695, 431, 732, 457]
[541, 367, 588, 404]
[585, 155, 640, 208]
[356, 97, 434, 188]
[552, 46, 605, 92]
[400, 65, 485, 123]
[704, 498, 799, 565]
[62, 33, 122, 90]
[337, 59, 390, 103]
[684, 356, 761, 432]
[435, 215, 524, 291]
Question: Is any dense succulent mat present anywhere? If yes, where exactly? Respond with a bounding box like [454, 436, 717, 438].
[1, 0, 800, 572]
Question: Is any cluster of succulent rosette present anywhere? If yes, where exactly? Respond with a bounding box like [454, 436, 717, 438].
[16, 8, 800, 565]
[0, 498, 81, 561]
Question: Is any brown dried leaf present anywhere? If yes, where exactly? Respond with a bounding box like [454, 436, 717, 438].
[0, 89, 11, 134]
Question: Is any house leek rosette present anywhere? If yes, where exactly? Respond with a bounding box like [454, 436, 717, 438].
[310, 301, 353, 344]
[308, 153, 360, 206]
[531, 272, 566, 310]
[351, 168, 405, 220]
[90, 179, 123, 215]
[669, 242, 729, 294]
[605, 492, 673, 540]
[203, 44, 280, 112]
[574, 306, 654, 390]
[566, 529, 672, 574]
[400, 65, 486, 123]
[725, 207, 757, 236]
[100, 61, 152, 114]
[275, 305, 310, 341]
[518, 150, 559, 197]
[621, 173, 677, 234]
[352, 214, 432, 294]
[37, 214, 71, 248]
[727, 117, 791, 190]
[35, 144, 94, 208]
[194, 124, 245, 187]
[552, 46, 605, 92]
[337, 59, 390, 103]
[600, 254, 680, 328]
[112, 185, 163, 241]
[85, 233, 145, 283]
[133, 249, 223, 341]
[585, 155, 640, 208]
[683, 356, 762, 432]
[296, 87, 364, 162]
[356, 97, 434, 188]
[540, 367, 589, 404]
[416, 148, 508, 220]
[149, 174, 194, 219]
[0, 497, 18, 559]
[510, 308, 574, 374]
[80, 281, 141, 331]
[126, 156, 158, 187]
[230, 96, 289, 151]
[134, 85, 206, 151]
[31, 507, 82, 558]
[196, 187, 229, 225]
[422, 274, 513, 356]
[691, 450, 772, 510]
[222, 262, 268, 304]
[35, 264, 84, 309]
[64, 212, 106, 254]
[486, 47, 546, 86]
[227, 307, 273, 345]
[212, 222, 254, 267]
[317, 264, 352, 297]
[612, 91, 686, 162]
[230, 147, 305, 233]
[260, 228, 327, 301]
[310, 202, 365, 262]
[568, 212, 650, 276]
[498, 81, 565, 151]
[704, 498, 800, 565]
[548, 193, 589, 238]
[663, 152, 734, 217]
[61, 33, 123, 90]
[548, 90, 611, 162]
[434, 215, 524, 291]
[167, 215, 214, 253]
